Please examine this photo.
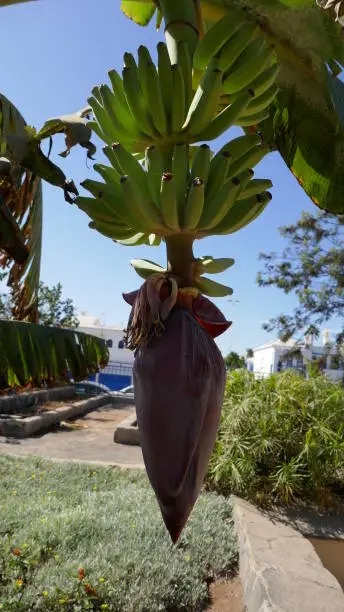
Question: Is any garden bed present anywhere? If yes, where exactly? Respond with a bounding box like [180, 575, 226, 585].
[0, 455, 238, 611]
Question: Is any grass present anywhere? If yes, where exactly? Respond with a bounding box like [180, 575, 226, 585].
[207, 369, 344, 506]
[0, 455, 237, 611]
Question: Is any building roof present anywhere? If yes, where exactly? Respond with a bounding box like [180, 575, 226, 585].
[78, 315, 123, 331]
[254, 338, 297, 351]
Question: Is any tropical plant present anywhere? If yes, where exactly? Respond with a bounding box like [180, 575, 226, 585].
[207, 369, 344, 505]
[120, 0, 344, 215]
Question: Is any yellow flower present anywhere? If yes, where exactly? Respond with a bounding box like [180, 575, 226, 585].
[54, 554, 59, 561]
[42, 590, 48, 597]
[58, 599, 66, 605]
[16, 578, 24, 587]
[99, 577, 105, 583]
[100, 605, 109, 610]
[185, 553, 191, 562]
[31, 474, 36, 479]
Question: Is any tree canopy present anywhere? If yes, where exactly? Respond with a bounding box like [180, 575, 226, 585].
[0, 279, 79, 328]
[224, 351, 246, 370]
[257, 211, 344, 342]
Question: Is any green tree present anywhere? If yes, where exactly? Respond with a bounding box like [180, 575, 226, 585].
[246, 348, 254, 359]
[224, 351, 246, 370]
[257, 211, 344, 342]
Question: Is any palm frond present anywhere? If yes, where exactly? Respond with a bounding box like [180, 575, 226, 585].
[0, 320, 109, 390]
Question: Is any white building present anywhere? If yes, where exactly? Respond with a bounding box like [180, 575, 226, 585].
[77, 315, 134, 389]
[249, 329, 343, 382]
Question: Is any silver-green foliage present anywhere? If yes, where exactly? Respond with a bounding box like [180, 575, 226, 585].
[0, 456, 237, 611]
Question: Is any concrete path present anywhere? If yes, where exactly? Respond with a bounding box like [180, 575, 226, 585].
[0, 404, 144, 468]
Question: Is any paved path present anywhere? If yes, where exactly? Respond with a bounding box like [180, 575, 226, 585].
[0, 404, 144, 468]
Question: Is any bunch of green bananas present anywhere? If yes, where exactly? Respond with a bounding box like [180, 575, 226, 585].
[76, 133, 272, 247]
[193, 7, 280, 129]
[87, 10, 278, 153]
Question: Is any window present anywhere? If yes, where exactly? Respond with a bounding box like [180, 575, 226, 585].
[118, 340, 125, 349]
[106, 339, 113, 348]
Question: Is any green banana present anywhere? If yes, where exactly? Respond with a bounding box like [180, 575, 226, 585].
[217, 22, 260, 73]
[223, 44, 276, 95]
[190, 144, 211, 185]
[122, 66, 156, 139]
[111, 143, 149, 198]
[145, 145, 163, 206]
[218, 134, 261, 161]
[103, 145, 123, 174]
[172, 143, 189, 220]
[197, 90, 253, 141]
[116, 232, 148, 246]
[210, 192, 271, 235]
[94, 163, 121, 187]
[193, 9, 246, 70]
[108, 69, 135, 125]
[91, 86, 102, 104]
[145, 61, 168, 134]
[76, 196, 123, 224]
[81, 178, 121, 201]
[177, 41, 192, 109]
[238, 178, 273, 200]
[131, 258, 165, 280]
[87, 96, 118, 145]
[196, 256, 235, 274]
[196, 276, 233, 297]
[100, 80, 138, 138]
[244, 63, 280, 98]
[240, 84, 278, 116]
[235, 110, 270, 126]
[183, 178, 205, 230]
[120, 174, 163, 231]
[160, 172, 179, 232]
[123, 52, 137, 70]
[81, 178, 138, 228]
[157, 42, 173, 121]
[206, 151, 231, 202]
[199, 177, 242, 230]
[138, 45, 153, 104]
[89, 220, 136, 241]
[236, 168, 254, 197]
[99, 85, 133, 143]
[227, 145, 269, 180]
[183, 67, 223, 136]
[171, 64, 186, 133]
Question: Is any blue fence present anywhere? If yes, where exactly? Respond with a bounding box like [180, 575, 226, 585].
[89, 361, 133, 391]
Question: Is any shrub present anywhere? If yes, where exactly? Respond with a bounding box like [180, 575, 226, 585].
[0, 456, 237, 611]
[206, 369, 344, 505]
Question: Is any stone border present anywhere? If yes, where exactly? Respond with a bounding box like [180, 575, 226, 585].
[0, 395, 130, 438]
[0, 385, 75, 414]
[232, 496, 344, 611]
[114, 413, 140, 445]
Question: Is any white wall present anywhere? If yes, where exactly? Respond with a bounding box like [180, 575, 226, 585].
[78, 325, 134, 365]
[253, 347, 275, 377]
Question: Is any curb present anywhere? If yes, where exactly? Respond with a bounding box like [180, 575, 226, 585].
[0, 386, 75, 414]
[232, 496, 344, 612]
[0, 395, 130, 438]
[114, 414, 140, 445]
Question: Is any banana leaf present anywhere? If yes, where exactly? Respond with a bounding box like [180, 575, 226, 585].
[121, 0, 344, 213]
[0, 319, 109, 390]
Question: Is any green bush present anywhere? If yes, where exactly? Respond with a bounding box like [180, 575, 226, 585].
[0, 456, 237, 611]
[206, 370, 344, 505]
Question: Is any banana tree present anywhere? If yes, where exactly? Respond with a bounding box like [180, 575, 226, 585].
[121, 0, 344, 215]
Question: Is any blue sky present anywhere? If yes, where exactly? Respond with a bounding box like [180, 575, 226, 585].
[1, 0, 321, 355]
